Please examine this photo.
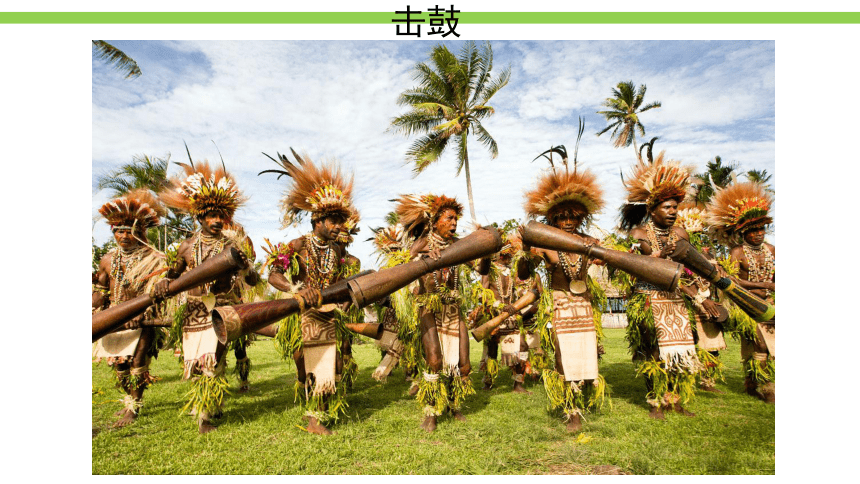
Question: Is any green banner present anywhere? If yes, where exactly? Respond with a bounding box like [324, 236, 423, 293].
[2, 11, 860, 24]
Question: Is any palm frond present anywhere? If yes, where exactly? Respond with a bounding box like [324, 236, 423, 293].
[432, 118, 464, 138]
[389, 111, 445, 136]
[412, 62, 452, 100]
[479, 65, 511, 105]
[92, 40, 141, 79]
[472, 121, 498, 159]
[406, 132, 449, 175]
[469, 41, 494, 104]
[398, 90, 452, 110]
[470, 105, 496, 120]
[638, 101, 662, 112]
[596, 120, 620, 137]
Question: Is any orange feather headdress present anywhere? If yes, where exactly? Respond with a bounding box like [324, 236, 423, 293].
[160, 160, 245, 220]
[260, 149, 354, 229]
[620, 150, 694, 230]
[99, 188, 166, 234]
[370, 224, 407, 257]
[523, 168, 605, 225]
[393, 193, 464, 239]
[705, 180, 773, 245]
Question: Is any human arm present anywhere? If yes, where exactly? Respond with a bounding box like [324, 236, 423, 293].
[729, 246, 775, 294]
[152, 240, 189, 299]
[92, 254, 112, 310]
[241, 236, 260, 286]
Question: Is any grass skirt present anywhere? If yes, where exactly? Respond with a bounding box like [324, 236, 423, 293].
[542, 369, 607, 419]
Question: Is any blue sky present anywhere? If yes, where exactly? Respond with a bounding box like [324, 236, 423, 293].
[92, 40, 774, 267]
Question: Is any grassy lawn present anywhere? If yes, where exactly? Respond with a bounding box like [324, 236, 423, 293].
[92, 328, 774, 474]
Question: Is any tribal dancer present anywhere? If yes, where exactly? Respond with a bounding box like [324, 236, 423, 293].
[368, 223, 419, 384]
[335, 209, 362, 390]
[93, 189, 167, 427]
[675, 203, 727, 393]
[223, 222, 259, 393]
[396, 194, 474, 432]
[522, 164, 608, 432]
[155, 161, 259, 433]
[620, 150, 702, 419]
[261, 150, 356, 435]
[706, 179, 775, 403]
[474, 231, 542, 393]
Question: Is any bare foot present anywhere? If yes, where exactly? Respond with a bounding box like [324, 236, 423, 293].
[700, 385, 724, 394]
[112, 409, 137, 428]
[673, 403, 696, 417]
[566, 414, 582, 432]
[648, 407, 665, 420]
[760, 389, 775, 404]
[198, 419, 217, 434]
[420, 415, 437, 432]
[306, 417, 333, 435]
[482, 382, 493, 391]
[451, 409, 466, 422]
[408, 384, 419, 397]
[238, 384, 250, 393]
[512, 382, 531, 394]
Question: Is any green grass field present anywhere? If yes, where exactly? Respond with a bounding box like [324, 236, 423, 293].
[92, 328, 774, 474]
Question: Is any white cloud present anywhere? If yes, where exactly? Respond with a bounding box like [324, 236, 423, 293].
[93, 40, 775, 266]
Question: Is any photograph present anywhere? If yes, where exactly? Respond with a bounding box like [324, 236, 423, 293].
[90, 39, 776, 474]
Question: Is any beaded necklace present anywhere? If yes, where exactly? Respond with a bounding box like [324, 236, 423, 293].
[304, 233, 338, 290]
[192, 232, 226, 267]
[427, 230, 458, 299]
[646, 220, 678, 253]
[494, 263, 513, 303]
[109, 246, 146, 304]
[426, 230, 448, 253]
[557, 252, 583, 283]
[191, 232, 227, 295]
[742, 242, 775, 284]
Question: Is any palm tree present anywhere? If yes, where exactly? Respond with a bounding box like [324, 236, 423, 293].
[92, 40, 141, 79]
[690, 156, 737, 205]
[389, 41, 511, 226]
[96, 154, 194, 250]
[596, 81, 661, 153]
[745, 168, 774, 193]
[97, 154, 170, 197]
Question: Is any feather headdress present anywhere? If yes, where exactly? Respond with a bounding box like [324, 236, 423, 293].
[499, 230, 523, 258]
[705, 180, 773, 245]
[525, 117, 604, 226]
[620, 150, 693, 230]
[337, 207, 362, 246]
[393, 193, 463, 239]
[260, 149, 354, 229]
[370, 223, 407, 256]
[675, 201, 706, 235]
[523, 168, 605, 224]
[160, 160, 245, 219]
[99, 188, 165, 234]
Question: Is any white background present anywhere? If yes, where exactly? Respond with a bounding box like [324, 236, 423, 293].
[2, 0, 856, 478]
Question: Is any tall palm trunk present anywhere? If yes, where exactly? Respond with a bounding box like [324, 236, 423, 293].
[463, 150, 478, 227]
